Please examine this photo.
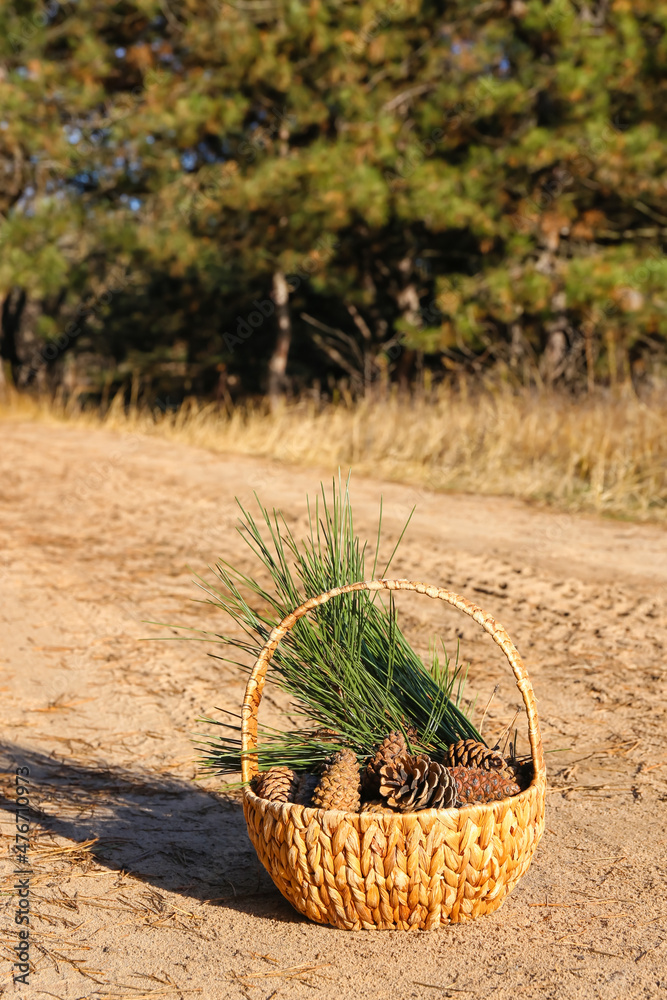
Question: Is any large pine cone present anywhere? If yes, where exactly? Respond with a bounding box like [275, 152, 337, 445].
[450, 766, 521, 805]
[444, 739, 506, 771]
[363, 728, 418, 796]
[293, 773, 319, 806]
[253, 766, 299, 803]
[311, 749, 361, 812]
[378, 753, 457, 812]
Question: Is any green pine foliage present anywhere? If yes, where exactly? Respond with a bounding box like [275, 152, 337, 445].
[1, 1, 666, 391]
[195, 478, 480, 781]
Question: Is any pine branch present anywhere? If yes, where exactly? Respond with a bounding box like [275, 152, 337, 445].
[196, 475, 482, 780]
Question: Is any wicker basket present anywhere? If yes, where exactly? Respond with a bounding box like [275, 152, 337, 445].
[241, 579, 546, 930]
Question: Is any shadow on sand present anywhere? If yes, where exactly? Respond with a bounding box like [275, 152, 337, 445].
[0, 740, 303, 924]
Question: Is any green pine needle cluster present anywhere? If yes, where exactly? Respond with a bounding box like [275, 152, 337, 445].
[195, 477, 482, 783]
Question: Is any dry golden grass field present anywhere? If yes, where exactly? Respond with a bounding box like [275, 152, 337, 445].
[1, 384, 666, 522]
[1, 396, 666, 999]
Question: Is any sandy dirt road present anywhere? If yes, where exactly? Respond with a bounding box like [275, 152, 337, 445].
[1, 420, 666, 1000]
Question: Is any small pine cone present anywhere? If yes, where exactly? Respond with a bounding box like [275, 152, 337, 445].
[361, 799, 397, 814]
[378, 753, 457, 812]
[363, 730, 410, 796]
[253, 766, 299, 803]
[450, 766, 521, 805]
[311, 727, 342, 744]
[504, 758, 533, 790]
[311, 749, 361, 812]
[294, 773, 319, 806]
[444, 739, 506, 771]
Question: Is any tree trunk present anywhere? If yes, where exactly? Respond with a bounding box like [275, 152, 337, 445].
[268, 269, 292, 410]
[541, 289, 569, 386]
[583, 321, 595, 393]
[1, 288, 26, 385]
[395, 258, 421, 392]
[267, 114, 292, 411]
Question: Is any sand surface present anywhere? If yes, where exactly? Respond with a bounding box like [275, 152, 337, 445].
[1, 420, 666, 999]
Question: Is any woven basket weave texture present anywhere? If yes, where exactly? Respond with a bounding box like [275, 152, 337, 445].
[241, 579, 546, 930]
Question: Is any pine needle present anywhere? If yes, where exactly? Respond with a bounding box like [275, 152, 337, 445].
[195, 475, 482, 780]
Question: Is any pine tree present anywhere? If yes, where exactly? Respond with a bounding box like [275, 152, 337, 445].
[1, 1, 666, 392]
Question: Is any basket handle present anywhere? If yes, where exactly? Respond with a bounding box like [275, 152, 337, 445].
[241, 579, 545, 783]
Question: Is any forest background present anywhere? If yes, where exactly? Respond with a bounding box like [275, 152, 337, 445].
[1, 0, 666, 409]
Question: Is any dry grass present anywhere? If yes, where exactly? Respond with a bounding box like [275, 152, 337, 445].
[1, 383, 665, 521]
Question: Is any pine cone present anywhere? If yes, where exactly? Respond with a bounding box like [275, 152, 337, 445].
[311, 727, 342, 744]
[444, 739, 506, 771]
[294, 772, 319, 806]
[361, 799, 397, 814]
[504, 758, 533, 790]
[311, 749, 361, 812]
[450, 766, 521, 805]
[378, 753, 457, 812]
[253, 766, 299, 803]
[363, 729, 418, 796]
